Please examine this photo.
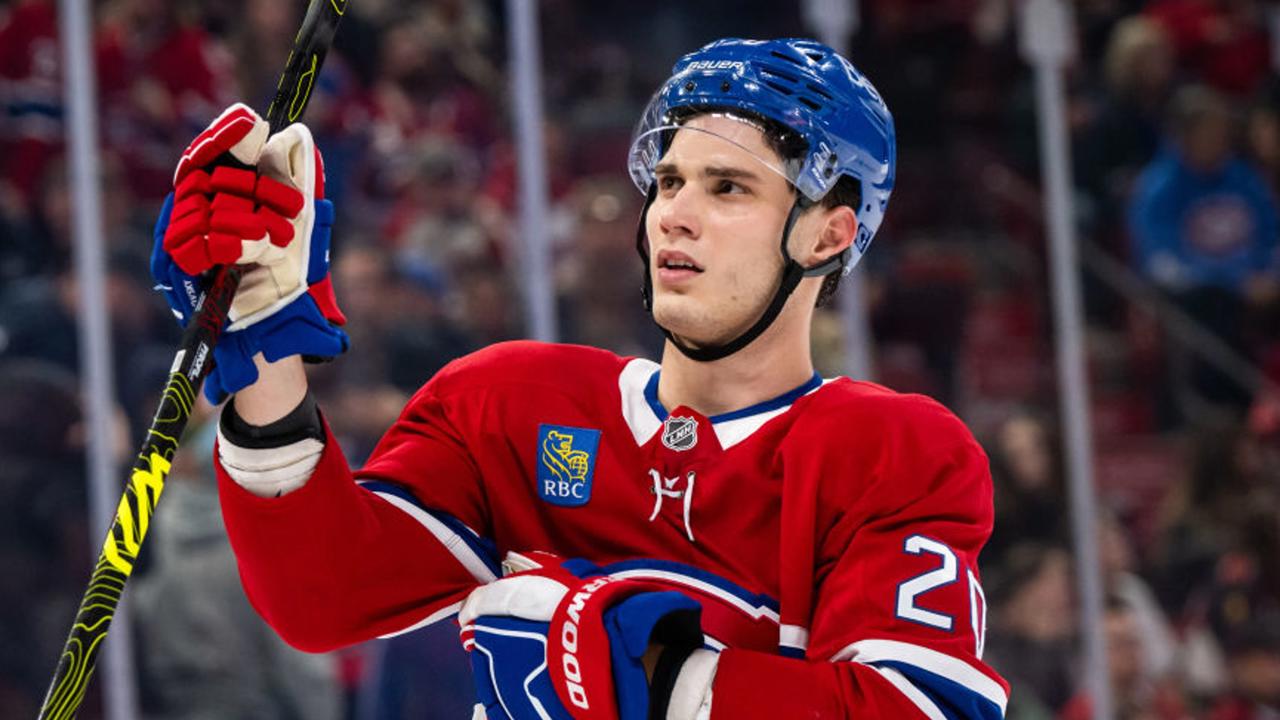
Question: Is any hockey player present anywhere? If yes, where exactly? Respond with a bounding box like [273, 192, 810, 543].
[151, 38, 1009, 719]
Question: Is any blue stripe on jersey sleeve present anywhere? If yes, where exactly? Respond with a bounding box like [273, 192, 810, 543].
[359, 480, 502, 579]
[872, 660, 1004, 720]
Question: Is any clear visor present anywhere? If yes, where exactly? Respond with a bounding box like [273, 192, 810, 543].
[627, 114, 809, 202]
[628, 89, 891, 206]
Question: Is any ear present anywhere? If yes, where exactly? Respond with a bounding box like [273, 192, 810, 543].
[799, 204, 857, 267]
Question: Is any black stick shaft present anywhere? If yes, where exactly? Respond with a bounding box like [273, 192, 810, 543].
[38, 2, 348, 717]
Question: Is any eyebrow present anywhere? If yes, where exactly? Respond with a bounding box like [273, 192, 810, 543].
[653, 162, 764, 183]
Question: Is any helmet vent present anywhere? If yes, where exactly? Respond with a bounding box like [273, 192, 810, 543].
[769, 50, 806, 66]
[798, 96, 823, 111]
[759, 65, 800, 84]
[805, 51, 826, 63]
[762, 80, 795, 96]
[806, 83, 834, 100]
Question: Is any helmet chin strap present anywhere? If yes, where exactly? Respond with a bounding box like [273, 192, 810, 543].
[635, 189, 844, 363]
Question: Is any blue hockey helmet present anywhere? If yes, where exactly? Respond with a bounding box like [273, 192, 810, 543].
[628, 37, 896, 270]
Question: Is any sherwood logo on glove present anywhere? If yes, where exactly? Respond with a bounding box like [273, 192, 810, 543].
[559, 575, 614, 710]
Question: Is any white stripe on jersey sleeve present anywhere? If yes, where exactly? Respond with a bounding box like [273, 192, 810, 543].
[779, 624, 810, 653]
[871, 665, 948, 720]
[830, 638, 1008, 713]
[377, 600, 462, 639]
[361, 486, 499, 585]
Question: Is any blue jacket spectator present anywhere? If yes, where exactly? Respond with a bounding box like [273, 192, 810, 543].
[1129, 86, 1280, 296]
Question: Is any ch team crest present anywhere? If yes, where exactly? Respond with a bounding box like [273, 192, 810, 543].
[536, 424, 601, 507]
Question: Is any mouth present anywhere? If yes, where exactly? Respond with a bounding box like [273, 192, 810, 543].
[656, 249, 704, 275]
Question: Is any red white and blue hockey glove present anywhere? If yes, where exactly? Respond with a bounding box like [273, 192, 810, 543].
[458, 552, 708, 720]
[150, 103, 348, 403]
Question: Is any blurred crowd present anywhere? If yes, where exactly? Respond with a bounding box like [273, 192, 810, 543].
[2, 0, 1280, 718]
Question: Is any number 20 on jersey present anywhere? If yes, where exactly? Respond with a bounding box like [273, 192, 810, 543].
[895, 534, 988, 658]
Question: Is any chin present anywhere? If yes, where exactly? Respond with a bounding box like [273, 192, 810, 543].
[652, 296, 732, 347]
[652, 296, 706, 337]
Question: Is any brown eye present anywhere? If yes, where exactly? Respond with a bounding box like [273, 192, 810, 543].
[714, 179, 746, 195]
[657, 175, 683, 192]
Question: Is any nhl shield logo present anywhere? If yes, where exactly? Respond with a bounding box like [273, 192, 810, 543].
[662, 415, 698, 452]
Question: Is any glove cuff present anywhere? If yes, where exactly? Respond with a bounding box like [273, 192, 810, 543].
[648, 643, 696, 720]
[203, 295, 350, 403]
[659, 649, 718, 720]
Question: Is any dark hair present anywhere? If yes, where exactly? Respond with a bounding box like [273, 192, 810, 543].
[984, 542, 1070, 608]
[672, 108, 862, 307]
[756, 123, 862, 307]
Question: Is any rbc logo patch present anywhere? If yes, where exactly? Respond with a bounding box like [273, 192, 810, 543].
[537, 424, 601, 507]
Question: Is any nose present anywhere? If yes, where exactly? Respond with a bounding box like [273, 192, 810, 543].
[655, 184, 701, 240]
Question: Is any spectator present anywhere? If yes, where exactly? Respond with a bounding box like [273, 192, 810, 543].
[1145, 0, 1271, 98]
[1077, 16, 1175, 233]
[1153, 419, 1256, 614]
[329, 244, 399, 389]
[1245, 99, 1280, 195]
[0, 359, 130, 717]
[987, 412, 1067, 560]
[557, 176, 657, 357]
[1099, 510, 1179, 683]
[383, 261, 476, 395]
[131, 406, 342, 720]
[96, 0, 237, 199]
[225, 0, 303, 105]
[451, 259, 520, 347]
[984, 543, 1077, 716]
[1128, 84, 1279, 413]
[0, 253, 174, 413]
[1130, 85, 1280, 302]
[417, 0, 500, 94]
[1058, 597, 1192, 720]
[363, 9, 496, 169]
[0, 0, 62, 205]
[381, 140, 490, 271]
[1208, 614, 1280, 720]
[0, 360, 87, 718]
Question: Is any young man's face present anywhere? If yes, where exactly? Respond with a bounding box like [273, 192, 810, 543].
[644, 114, 799, 347]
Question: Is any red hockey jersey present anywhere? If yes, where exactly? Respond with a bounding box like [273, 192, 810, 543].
[218, 341, 1010, 719]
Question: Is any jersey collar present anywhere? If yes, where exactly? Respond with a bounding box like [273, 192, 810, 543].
[618, 358, 825, 449]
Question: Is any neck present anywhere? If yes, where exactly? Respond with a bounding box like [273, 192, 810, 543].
[656, 300, 815, 417]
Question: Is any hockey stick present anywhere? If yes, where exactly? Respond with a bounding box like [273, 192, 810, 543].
[37, 1, 348, 717]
